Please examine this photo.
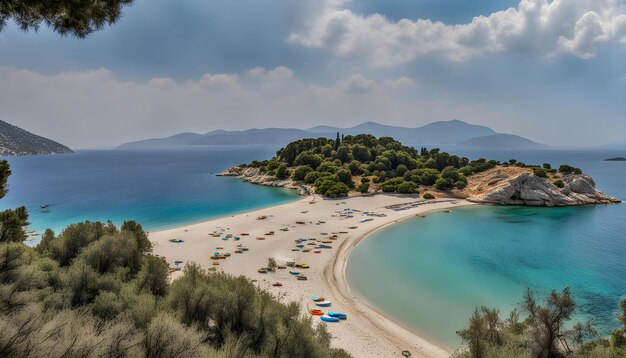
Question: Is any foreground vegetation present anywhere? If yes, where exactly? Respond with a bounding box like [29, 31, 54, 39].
[241, 134, 582, 197]
[0, 161, 349, 358]
[454, 288, 626, 358]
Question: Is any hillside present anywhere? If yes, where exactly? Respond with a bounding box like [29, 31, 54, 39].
[457, 134, 547, 149]
[117, 120, 543, 149]
[0, 120, 73, 156]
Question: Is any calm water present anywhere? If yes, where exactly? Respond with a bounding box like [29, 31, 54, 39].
[0, 146, 299, 244]
[347, 148, 626, 349]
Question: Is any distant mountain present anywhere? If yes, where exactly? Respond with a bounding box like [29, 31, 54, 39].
[0, 120, 73, 156]
[457, 134, 547, 149]
[117, 120, 543, 150]
[307, 120, 496, 145]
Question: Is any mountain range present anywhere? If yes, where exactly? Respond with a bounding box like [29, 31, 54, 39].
[0, 120, 73, 156]
[117, 120, 546, 150]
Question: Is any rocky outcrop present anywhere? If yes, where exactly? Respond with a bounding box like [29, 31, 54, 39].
[218, 166, 313, 196]
[468, 172, 620, 206]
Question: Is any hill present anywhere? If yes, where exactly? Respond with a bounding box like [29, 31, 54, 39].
[457, 134, 547, 149]
[0, 120, 73, 156]
[118, 119, 535, 149]
[597, 140, 626, 150]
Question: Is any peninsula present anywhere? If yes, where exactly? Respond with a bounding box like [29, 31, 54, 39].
[0, 119, 73, 156]
[151, 135, 619, 357]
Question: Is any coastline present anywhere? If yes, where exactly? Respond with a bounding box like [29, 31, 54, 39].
[150, 194, 472, 357]
[327, 201, 474, 357]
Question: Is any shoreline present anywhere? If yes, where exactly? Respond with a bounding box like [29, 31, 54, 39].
[327, 201, 474, 357]
[149, 195, 472, 357]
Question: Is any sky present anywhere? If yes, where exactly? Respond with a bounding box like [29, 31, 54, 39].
[0, 0, 624, 148]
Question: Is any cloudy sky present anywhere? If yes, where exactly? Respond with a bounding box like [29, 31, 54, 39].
[0, 0, 625, 148]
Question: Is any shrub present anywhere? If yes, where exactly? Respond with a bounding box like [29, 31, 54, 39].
[559, 164, 582, 175]
[336, 169, 355, 188]
[423, 193, 435, 200]
[533, 168, 548, 178]
[304, 171, 323, 184]
[553, 179, 565, 188]
[397, 181, 417, 194]
[357, 183, 369, 193]
[292, 165, 313, 181]
[274, 164, 288, 179]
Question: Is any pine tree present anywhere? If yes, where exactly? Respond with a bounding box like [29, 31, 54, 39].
[334, 132, 341, 150]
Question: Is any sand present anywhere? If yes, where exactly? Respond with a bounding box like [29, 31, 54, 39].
[150, 195, 474, 358]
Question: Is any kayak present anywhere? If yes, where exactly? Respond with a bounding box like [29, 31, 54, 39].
[289, 271, 300, 275]
[320, 315, 339, 322]
[309, 309, 324, 315]
[328, 312, 347, 319]
[315, 301, 332, 307]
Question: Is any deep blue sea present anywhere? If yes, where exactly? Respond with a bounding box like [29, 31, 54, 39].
[0, 146, 299, 244]
[347, 148, 626, 349]
[1, 146, 625, 350]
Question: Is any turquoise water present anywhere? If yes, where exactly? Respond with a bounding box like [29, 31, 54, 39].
[0, 146, 299, 244]
[347, 149, 626, 349]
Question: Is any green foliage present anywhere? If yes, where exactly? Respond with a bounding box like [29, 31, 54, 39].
[553, 179, 565, 188]
[336, 169, 355, 188]
[357, 182, 370, 193]
[533, 168, 548, 178]
[543, 163, 552, 170]
[275, 163, 289, 179]
[397, 181, 417, 194]
[423, 193, 435, 200]
[304, 171, 323, 184]
[0, 0, 135, 38]
[292, 165, 313, 181]
[0, 206, 29, 243]
[559, 164, 583, 175]
[0, 160, 10, 198]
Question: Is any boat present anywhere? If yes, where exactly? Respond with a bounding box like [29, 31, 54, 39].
[256, 216, 267, 220]
[272, 282, 283, 287]
[241, 247, 249, 251]
[302, 249, 311, 253]
[296, 244, 305, 248]
[296, 275, 308, 281]
[320, 315, 339, 322]
[234, 250, 243, 254]
[280, 228, 289, 231]
[257, 269, 267, 274]
[296, 221, 306, 225]
[241, 233, 250, 236]
[328, 312, 347, 319]
[289, 271, 300, 275]
[319, 245, 332, 249]
[40, 204, 50, 209]
[174, 260, 183, 265]
[313, 250, 321, 254]
[311, 296, 325, 302]
[315, 301, 332, 307]
[215, 247, 224, 250]
[212, 262, 219, 266]
[256, 237, 266, 240]
[168, 239, 184, 243]
[222, 237, 229, 241]
[224, 253, 231, 257]
[309, 309, 324, 315]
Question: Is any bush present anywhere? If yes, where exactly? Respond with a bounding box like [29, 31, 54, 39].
[553, 179, 565, 188]
[423, 193, 435, 200]
[303, 171, 323, 184]
[274, 164, 288, 179]
[533, 168, 548, 178]
[397, 181, 417, 194]
[291, 165, 313, 181]
[357, 182, 369, 193]
[336, 169, 355, 188]
[559, 164, 582, 175]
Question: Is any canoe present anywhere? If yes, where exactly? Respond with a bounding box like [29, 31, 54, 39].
[328, 312, 347, 319]
[315, 301, 332, 307]
[272, 282, 283, 287]
[289, 271, 300, 275]
[310, 295, 322, 300]
[256, 237, 266, 240]
[296, 276, 308, 281]
[257, 269, 267, 273]
[222, 238, 228, 241]
[320, 315, 339, 322]
[296, 244, 304, 248]
[174, 260, 183, 264]
[309, 309, 324, 316]
[313, 250, 321, 254]
[241, 233, 250, 236]
[312, 297, 325, 302]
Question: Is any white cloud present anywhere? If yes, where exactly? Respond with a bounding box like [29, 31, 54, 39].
[287, 0, 626, 66]
[1, 65, 509, 148]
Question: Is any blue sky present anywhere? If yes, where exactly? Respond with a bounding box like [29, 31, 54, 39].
[0, 0, 624, 148]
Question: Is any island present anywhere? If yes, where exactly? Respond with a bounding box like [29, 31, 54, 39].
[605, 157, 626, 161]
[0, 119, 73, 156]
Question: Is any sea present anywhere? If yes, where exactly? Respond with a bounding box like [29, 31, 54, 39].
[1, 146, 624, 350]
[347, 147, 626, 349]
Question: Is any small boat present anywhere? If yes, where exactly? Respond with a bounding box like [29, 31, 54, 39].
[234, 250, 243, 254]
[40, 204, 50, 209]
[241, 233, 250, 236]
[328, 312, 347, 319]
[215, 247, 224, 250]
[280, 228, 289, 231]
[272, 282, 283, 287]
[222, 237, 229, 241]
[296, 221, 306, 225]
[315, 301, 331, 307]
[289, 271, 300, 275]
[302, 249, 311, 253]
[256, 216, 267, 220]
[265, 232, 274, 235]
[174, 260, 183, 265]
[309, 309, 324, 315]
[320, 315, 339, 322]
[234, 236, 240, 241]
[256, 237, 266, 240]
[311, 296, 325, 302]
[241, 247, 249, 251]
[296, 244, 305, 248]
[224, 253, 231, 257]
[319, 245, 332, 249]
[169, 267, 177, 272]
[296, 275, 308, 281]
[169, 239, 184, 243]
[212, 262, 219, 266]
[291, 249, 300, 252]
[257, 269, 267, 274]
[313, 250, 321, 254]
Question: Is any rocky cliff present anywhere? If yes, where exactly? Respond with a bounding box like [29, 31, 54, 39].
[217, 166, 313, 196]
[0, 120, 73, 156]
[467, 169, 620, 206]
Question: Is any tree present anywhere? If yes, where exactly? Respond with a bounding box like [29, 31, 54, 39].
[0, 206, 29, 243]
[275, 164, 288, 179]
[0, 0, 134, 38]
[335, 146, 352, 164]
[121, 220, 152, 254]
[335, 169, 354, 188]
[334, 132, 341, 150]
[0, 160, 10, 198]
[292, 165, 313, 181]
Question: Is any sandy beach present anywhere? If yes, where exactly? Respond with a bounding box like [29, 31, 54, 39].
[150, 195, 473, 357]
